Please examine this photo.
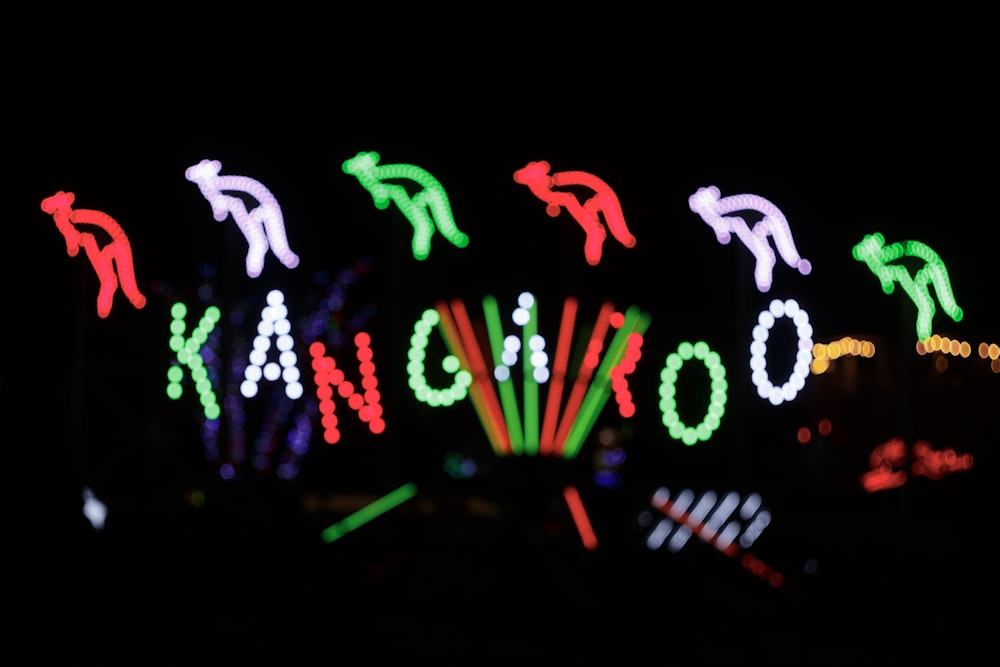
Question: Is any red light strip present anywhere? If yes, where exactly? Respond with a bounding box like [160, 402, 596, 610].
[563, 485, 598, 550]
[553, 301, 615, 456]
[437, 300, 511, 455]
[539, 297, 579, 455]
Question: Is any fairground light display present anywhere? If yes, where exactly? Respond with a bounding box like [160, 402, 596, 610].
[29, 66, 1000, 658]
[42, 149, 996, 531]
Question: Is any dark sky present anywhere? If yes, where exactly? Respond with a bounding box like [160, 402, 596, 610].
[14, 31, 1000, 660]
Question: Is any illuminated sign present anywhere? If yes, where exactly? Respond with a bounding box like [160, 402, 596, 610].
[166, 301, 223, 419]
[658, 340, 728, 446]
[309, 332, 385, 445]
[40, 151, 997, 561]
[342, 151, 469, 261]
[185, 159, 300, 278]
[239, 289, 304, 400]
[750, 298, 814, 406]
[688, 185, 811, 293]
[514, 160, 636, 266]
[40, 191, 147, 318]
[413, 294, 651, 459]
[852, 232, 964, 341]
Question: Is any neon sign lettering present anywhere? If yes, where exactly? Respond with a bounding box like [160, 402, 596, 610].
[688, 185, 811, 293]
[241, 289, 304, 400]
[185, 159, 300, 278]
[415, 295, 651, 459]
[514, 160, 636, 266]
[194, 263, 377, 481]
[309, 332, 385, 445]
[750, 298, 814, 406]
[658, 341, 728, 445]
[166, 301, 223, 419]
[342, 151, 469, 261]
[852, 232, 963, 341]
[40, 191, 147, 318]
[45, 161, 995, 497]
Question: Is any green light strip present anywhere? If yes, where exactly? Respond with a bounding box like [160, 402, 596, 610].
[483, 295, 524, 454]
[523, 296, 540, 455]
[562, 306, 650, 459]
[320, 482, 418, 543]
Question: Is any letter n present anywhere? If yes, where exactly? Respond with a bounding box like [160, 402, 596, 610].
[309, 332, 385, 444]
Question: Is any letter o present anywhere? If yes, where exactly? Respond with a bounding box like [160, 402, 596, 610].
[659, 341, 728, 446]
[749, 299, 814, 406]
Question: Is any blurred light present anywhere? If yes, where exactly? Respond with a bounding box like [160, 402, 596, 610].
[659, 341, 728, 445]
[241, 290, 303, 400]
[611, 332, 644, 418]
[563, 485, 598, 550]
[343, 151, 468, 261]
[81, 486, 107, 531]
[812, 337, 875, 374]
[918, 336, 998, 372]
[646, 487, 771, 555]
[862, 437, 974, 491]
[514, 160, 636, 266]
[185, 159, 300, 278]
[852, 233, 963, 340]
[688, 185, 811, 293]
[40, 191, 147, 318]
[309, 331, 385, 445]
[443, 452, 478, 479]
[166, 301, 222, 420]
[861, 437, 908, 492]
[187, 490, 206, 508]
[407, 308, 473, 408]
[320, 483, 418, 543]
[910, 440, 974, 479]
[749, 299, 813, 405]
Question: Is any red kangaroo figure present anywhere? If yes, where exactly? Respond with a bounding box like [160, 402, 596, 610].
[514, 160, 636, 266]
[40, 191, 146, 318]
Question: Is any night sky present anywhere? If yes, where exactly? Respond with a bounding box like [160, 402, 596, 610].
[14, 27, 1000, 660]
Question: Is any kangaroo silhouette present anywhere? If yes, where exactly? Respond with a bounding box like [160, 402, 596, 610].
[342, 151, 469, 261]
[40, 191, 147, 318]
[513, 160, 636, 266]
[688, 185, 811, 292]
[852, 232, 963, 341]
[185, 159, 300, 278]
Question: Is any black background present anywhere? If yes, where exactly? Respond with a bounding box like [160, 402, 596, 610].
[13, 18, 1000, 662]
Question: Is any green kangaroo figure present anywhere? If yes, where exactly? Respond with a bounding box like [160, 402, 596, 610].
[343, 151, 469, 261]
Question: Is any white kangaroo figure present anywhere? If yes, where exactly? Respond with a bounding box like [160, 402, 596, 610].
[185, 159, 300, 278]
[689, 185, 811, 293]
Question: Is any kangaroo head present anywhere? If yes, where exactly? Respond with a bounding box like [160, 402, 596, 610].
[342, 151, 381, 177]
[852, 232, 886, 263]
[688, 185, 721, 214]
[185, 159, 222, 185]
[513, 160, 552, 188]
[41, 190, 75, 215]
